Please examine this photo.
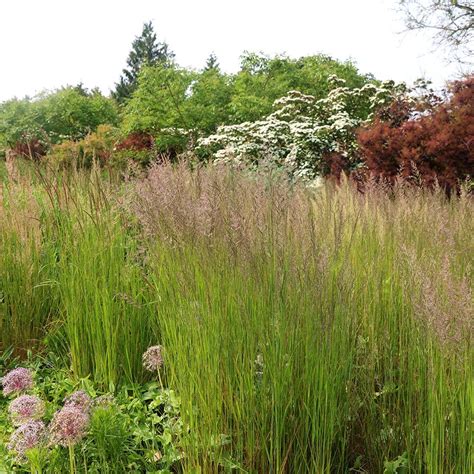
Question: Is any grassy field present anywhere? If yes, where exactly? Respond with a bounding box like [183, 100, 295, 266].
[0, 160, 472, 472]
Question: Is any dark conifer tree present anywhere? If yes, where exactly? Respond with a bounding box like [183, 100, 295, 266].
[113, 21, 174, 103]
[204, 53, 219, 71]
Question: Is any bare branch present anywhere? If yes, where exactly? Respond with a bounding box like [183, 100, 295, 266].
[398, 0, 474, 63]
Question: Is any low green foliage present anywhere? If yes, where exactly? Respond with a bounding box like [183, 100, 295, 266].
[0, 353, 182, 473]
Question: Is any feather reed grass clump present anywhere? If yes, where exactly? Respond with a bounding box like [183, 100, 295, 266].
[131, 162, 472, 473]
[0, 159, 472, 472]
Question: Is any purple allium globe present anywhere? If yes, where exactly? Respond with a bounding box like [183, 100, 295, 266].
[49, 406, 89, 446]
[1, 368, 34, 396]
[8, 420, 47, 459]
[8, 395, 45, 426]
[94, 393, 115, 408]
[142, 345, 164, 372]
[64, 390, 92, 412]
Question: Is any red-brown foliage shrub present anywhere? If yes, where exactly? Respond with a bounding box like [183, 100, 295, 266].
[357, 76, 474, 193]
[322, 152, 349, 179]
[11, 139, 47, 160]
[115, 132, 154, 152]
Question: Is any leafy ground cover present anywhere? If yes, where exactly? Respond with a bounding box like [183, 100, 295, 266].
[0, 350, 182, 473]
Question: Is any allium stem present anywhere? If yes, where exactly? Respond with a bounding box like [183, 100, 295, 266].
[68, 444, 75, 474]
[157, 369, 164, 391]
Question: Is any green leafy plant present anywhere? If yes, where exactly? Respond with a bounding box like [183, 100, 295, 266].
[0, 355, 183, 473]
[383, 452, 409, 473]
[0, 87, 118, 157]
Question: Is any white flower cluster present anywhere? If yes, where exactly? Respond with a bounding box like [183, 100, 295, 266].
[197, 77, 404, 178]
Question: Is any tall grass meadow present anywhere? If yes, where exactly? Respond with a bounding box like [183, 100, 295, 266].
[0, 159, 472, 472]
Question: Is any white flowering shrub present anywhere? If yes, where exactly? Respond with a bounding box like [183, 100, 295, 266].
[197, 76, 407, 178]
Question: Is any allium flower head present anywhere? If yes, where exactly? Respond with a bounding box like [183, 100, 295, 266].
[64, 390, 92, 412]
[94, 393, 115, 408]
[8, 420, 46, 459]
[8, 395, 45, 426]
[1, 368, 34, 396]
[49, 406, 89, 446]
[142, 345, 164, 372]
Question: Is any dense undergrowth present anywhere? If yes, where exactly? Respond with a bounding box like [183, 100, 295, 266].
[0, 160, 472, 472]
[0, 351, 182, 473]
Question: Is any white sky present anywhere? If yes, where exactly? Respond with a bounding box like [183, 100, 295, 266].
[0, 0, 465, 101]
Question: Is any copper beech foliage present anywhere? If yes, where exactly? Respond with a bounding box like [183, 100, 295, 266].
[357, 76, 474, 193]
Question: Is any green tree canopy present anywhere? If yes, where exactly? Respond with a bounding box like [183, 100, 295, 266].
[230, 53, 375, 122]
[120, 52, 376, 154]
[121, 64, 195, 134]
[204, 53, 220, 71]
[0, 87, 118, 149]
[183, 62, 233, 134]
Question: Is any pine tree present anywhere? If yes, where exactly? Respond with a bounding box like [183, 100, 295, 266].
[113, 22, 174, 103]
[204, 53, 219, 71]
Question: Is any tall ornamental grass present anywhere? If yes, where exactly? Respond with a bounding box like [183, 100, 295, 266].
[0, 159, 472, 472]
[132, 163, 472, 472]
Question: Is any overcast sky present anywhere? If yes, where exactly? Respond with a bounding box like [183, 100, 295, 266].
[0, 0, 465, 101]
